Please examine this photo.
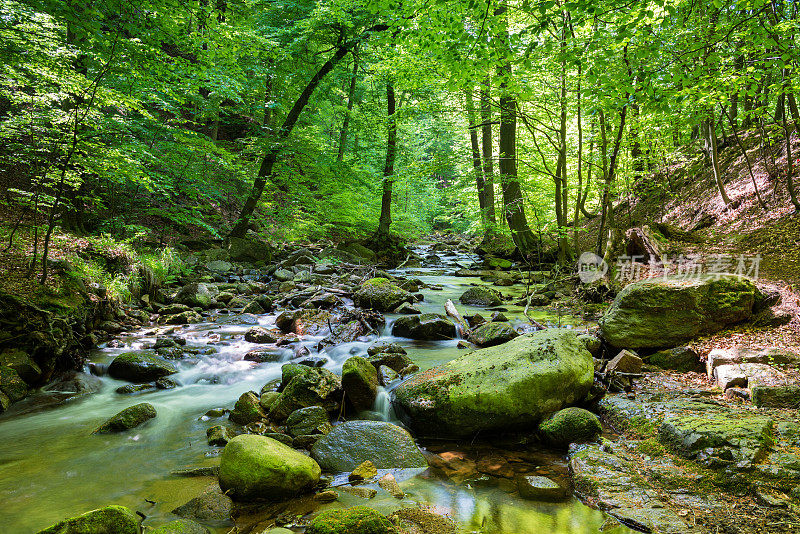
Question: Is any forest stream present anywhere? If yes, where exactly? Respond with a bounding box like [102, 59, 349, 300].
[0, 245, 632, 534]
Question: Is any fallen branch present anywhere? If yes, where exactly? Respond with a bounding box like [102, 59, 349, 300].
[445, 299, 471, 338]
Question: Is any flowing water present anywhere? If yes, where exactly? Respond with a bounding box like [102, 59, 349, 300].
[0, 246, 632, 533]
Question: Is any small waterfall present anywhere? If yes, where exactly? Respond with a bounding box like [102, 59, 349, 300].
[373, 386, 395, 422]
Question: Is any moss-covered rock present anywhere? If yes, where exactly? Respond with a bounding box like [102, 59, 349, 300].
[108, 352, 177, 383]
[269, 367, 342, 420]
[36, 505, 140, 534]
[342, 356, 379, 411]
[0, 364, 28, 402]
[353, 278, 413, 312]
[174, 283, 215, 309]
[286, 406, 331, 437]
[219, 434, 321, 501]
[391, 313, 454, 340]
[459, 286, 503, 307]
[311, 420, 427, 472]
[599, 274, 758, 349]
[393, 329, 594, 438]
[94, 403, 157, 433]
[0, 348, 41, 384]
[244, 326, 278, 343]
[468, 322, 519, 347]
[275, 309, 331, 335]
[229, 392, 266, 425]
[306, 506, 393, 534]
[649, 346, 702, 372]
[538, 407, 602, 447]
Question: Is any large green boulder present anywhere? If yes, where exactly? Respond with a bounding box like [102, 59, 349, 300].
[391, 313, 454, 340]
[353, 278, 413, 312]
[459, 286, 502, 307]
[107, 352, 177, 383]
[342, 356, 379, 411]
[599, 274, 758, 349]
[94, 403, 157, 433]
[36, 505, 140, 534]
[306, 507, 393, 534]
[538, 407, 602, 447]
[393, 329, 594, 438]
[219, 434, 321, 501]
[229, 392, 266, 425]
[311, 420, 427, 472]
[269, 367, 342, 420]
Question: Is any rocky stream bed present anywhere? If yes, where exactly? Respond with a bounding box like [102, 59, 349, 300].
[1, 238, 799, 534]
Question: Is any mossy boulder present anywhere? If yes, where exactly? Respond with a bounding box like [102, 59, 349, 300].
[311, 420, 427, 472]
[342, 356, 379, 411]
[108, 352, 177, 383]
[391, 313, 454, 340]
[538, 407, 602, 447]
[269, 367, 342, 420]
[459, 286, 503, 307]
[393, 329, 594, 438]
[648, 346, 702, 372]
[219, 434, 321, 501]
[599, 274, 758, 349]
[164, 310, 202, 325]
[174, 283, 215, 309]
[227, 236, 273, 263]
[94, 403, 157, 433]
[286, 406, 331, 437]
[353, 278, 413, 312]
[229, 392, 266, 425]
[306, 506, 393, 534]
[275, 309, 331, 335]
[244, 326, 278, 344]
[468, 322, 519, 347]
[0, 365, 28, 402]
[36, 505, 140, 534]
[0, 348, 41, 384]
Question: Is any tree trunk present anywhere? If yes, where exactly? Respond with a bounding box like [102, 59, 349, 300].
[337, 54, 359, 162]
[230, 45, 354, 238]
[376, 82, 397, 238]
[703, 114, 732, 206]
[783, 92, 800, 211]
[466, 89, 487, 225]
[480, 76, 496, 225]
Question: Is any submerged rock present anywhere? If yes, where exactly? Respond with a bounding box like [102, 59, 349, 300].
[353, 278, 413, 312]
[516, 475, 567, 501]
[149, 519, 209, 534]
[219, 434, 321, 501]
[107, 352, 177, 383]
[36, 505, 140, 534]
[94, 402, 157, 433]
[391, 313, 454, 340]
[306, 506, 393, 534]
[172, 484, 233, 525]
[311, 420, 427, 472]
[599, 274, 758, 349]
[538, 407, 602, 447]
[393, 329, 594, 438]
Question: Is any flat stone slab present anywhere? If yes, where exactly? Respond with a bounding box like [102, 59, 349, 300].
[706, 347, 800, 378]
[712, 362, 789, 389]
[570, 445, 691, 533]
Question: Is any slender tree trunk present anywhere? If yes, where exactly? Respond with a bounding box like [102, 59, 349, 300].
[782, 91, 800, 211]
[788, 92, 800, 139]
[376, 82, 397, 238]
[703, 114, 732, 206]
[480, 76, 496, 225]
[466, 89, 487, 225]
[556, 15, 569, 263]
[596, 110, 610, 256]
[337, 54, 359, 162]
[230, 45, 354, 238]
